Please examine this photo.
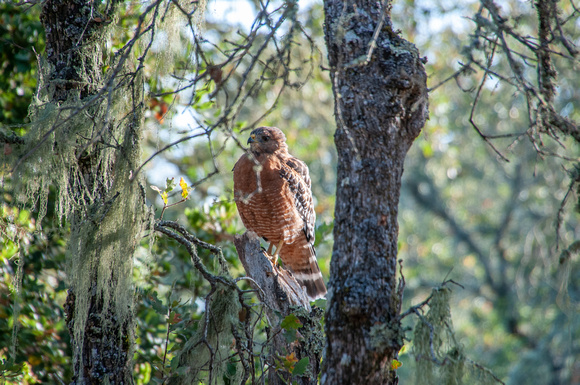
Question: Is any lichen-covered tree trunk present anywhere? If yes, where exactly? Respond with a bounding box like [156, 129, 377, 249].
[38, 1, 147, 383]
[322, 1, 428, 384]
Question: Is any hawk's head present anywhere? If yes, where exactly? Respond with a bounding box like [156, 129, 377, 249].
[247, 126, 288, 155]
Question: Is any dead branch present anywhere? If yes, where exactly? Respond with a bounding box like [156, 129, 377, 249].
[234, 231, 322, 385]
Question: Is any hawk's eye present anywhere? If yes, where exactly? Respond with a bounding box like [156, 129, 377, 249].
[262, 136, 269, 142]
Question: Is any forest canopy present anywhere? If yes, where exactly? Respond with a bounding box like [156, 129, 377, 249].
[0, 0, 578, 384]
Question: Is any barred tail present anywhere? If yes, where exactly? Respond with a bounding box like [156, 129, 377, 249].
[282, 242, 327, 301]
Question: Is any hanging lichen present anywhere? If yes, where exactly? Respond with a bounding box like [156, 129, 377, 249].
[0, 200, 37, 375]
[413, 287, 503, 385]
[140, 0, 208, 81]
[0, 1, 152, 381]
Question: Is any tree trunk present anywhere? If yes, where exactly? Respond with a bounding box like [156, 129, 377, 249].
[39, 1, 146, 383]
[322, 1, 428, 384]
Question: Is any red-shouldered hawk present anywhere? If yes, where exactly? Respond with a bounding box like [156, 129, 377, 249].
[233, 127, 327, 300]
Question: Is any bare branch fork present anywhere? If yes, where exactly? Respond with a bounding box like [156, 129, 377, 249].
[127, 0, 317, 186]
[469, 0, 580, 148]
[154, 220, 256, 383]
[154, 220, 231, 283]
[153, 221, 323, 384]
[424, 0, 580, 171]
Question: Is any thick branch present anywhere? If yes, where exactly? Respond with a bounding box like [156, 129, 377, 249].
[535, 0, 557, 105]
[234, 231, 310, 310]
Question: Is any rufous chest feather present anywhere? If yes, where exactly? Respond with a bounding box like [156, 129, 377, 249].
[233, 153, 288, 198]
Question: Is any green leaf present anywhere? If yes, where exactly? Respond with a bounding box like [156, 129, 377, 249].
[170, 356, 180, 371]
[197, 100, 214, 110]
[281, 313, 302, 330]
[283, 328, 298, 344]
[292, 357, 309, 376]
[165, 177, 176, 192]
[149, 291, 167, 315]
[390, 359, 402, 370]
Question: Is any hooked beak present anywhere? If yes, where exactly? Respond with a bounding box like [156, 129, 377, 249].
[247, 134, 256, 144]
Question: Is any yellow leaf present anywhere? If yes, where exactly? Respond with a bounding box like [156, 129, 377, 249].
[285, 352, 298, 364]
[390, 359, 402, 370]
[283, 352, 299, 370]
[161, 191, 168, 205]
[180, 177, 189, 199]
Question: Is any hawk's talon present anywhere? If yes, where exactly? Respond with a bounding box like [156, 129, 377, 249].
[264, 240, 284, 267]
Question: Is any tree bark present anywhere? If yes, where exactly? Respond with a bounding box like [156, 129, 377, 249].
[322, 1, 428, 384]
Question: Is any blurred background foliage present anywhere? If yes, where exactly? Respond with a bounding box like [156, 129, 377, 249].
[0, 0, 578, 384]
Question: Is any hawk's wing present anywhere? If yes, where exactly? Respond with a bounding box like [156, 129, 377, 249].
[281, 156, 316, 245]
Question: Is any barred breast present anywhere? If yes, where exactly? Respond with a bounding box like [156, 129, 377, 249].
[233, 153, 304, 245]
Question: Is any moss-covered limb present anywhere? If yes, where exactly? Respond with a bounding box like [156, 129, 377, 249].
[167, 283, 244, 385]
[65, 287, 132, 385]
[16, 1, 151, 383]
[40, 0, 107, 101]
[64, 77, 147, 384]
[154, 221, 232, 287]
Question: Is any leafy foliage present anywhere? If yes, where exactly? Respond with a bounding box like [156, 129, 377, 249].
[0, 4, 43, 126]
[1, 200, 70, 384]
[395, 1, 579, 383]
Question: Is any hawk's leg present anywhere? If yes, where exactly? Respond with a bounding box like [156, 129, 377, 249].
[265, 240, 284, 266]
[271, 240, 284, 266]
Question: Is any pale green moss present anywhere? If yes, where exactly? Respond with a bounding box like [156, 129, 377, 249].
[413, 287, 501, 385]
[370, 320, 404, 352]
[0, 2, 227, 382]
[143, 0, 207, 78]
